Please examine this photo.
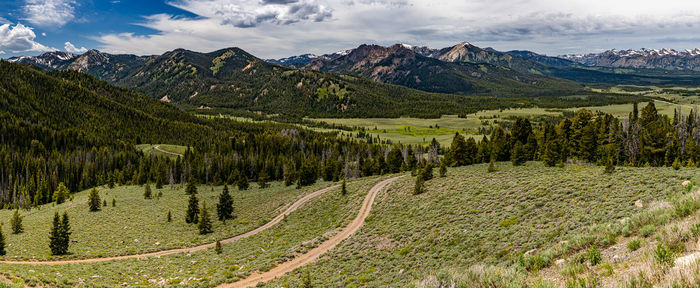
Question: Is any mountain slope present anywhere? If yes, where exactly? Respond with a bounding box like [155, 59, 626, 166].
[304, 43, 586, 96]
[561, 48, 700, 71]
[0, 61, 216, 145]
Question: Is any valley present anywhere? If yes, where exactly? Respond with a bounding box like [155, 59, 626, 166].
[1, 18, 700, 288]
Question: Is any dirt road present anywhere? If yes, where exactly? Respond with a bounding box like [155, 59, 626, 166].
[153, 145, 183, 157]
[218, 176, 402, 288]
[0, 183, 341, 265]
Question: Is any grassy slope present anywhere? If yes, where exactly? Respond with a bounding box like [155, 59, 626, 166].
[0, 176, 387, 287]
[263, 163, 698, 287]
[0, 181, 334, 260]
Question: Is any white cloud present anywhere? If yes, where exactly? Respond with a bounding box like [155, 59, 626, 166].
[0, 17, 10, 24]
[97, 0, 700, 58]
[169, 0, 332, 28]
[0, 23, 55, 53]
[64, 41, 87, 53]
[0, 51, 5, 54]
[23, 0, 77, 27]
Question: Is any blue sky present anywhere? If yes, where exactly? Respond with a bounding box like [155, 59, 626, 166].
[1, 0, 700, 59]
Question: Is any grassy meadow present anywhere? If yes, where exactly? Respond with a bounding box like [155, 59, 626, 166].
[0, 180, 336, 260]
[0, 176, 387, 287]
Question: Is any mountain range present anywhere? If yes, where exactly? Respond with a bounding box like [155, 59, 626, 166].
[11, 42, 696, 118]
[560, 48, 700, 71]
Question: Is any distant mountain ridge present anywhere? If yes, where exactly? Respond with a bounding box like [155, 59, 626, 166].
[560, 48, 700, 71]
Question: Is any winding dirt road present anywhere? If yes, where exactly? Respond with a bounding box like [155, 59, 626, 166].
[218, 176, 402, 288]
[0, 183, 341, 265]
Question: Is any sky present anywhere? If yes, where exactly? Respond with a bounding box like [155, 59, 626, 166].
[1, 0, 700, 59]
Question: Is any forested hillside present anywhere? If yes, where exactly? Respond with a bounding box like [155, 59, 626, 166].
[0, 61, 422, 208]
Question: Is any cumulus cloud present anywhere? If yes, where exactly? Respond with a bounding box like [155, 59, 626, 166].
[0, 23, 55, 53]
[64, 41, 87, 53]
[97, 0, 700, 58]
[23, 0, 77, 27]
[170, 0, 332, 28]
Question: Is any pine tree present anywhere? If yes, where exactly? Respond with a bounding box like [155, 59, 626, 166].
[186, 178, 198, 195]
[257, 171, 269, 189]
[49, 212, 61, 255]
[217, 184, 234, 221]
[60, 212, 71, 254]
[449, 132, 468, 166]
[543, 140, 560, 167]
[53, 182, 70, 204]
[103, 199, 107, 207]
[511, 141, 527, 166]
[604, 157, 615, 174]
[10, 210, 23, 234]
[88, 188, 101, 212]
[673, 158, 682, 170]
[198, 202, 213, 235]
[341, 178, 347, 196]
[413, 175, 425, 195]
[49, 212, 71, 255]
[237, 173, 249, 191]
[421, 163, 434, 181]
[439, 160, 447, 177]
[144, 182, 152, 199]
[186, 193, 200, 224]
[215, 240, 222, 254]
[167, 210, 172, 222]
[112, 198, 116, 207]
[488, 158, 498, 173]
[0, 225, 5, 256]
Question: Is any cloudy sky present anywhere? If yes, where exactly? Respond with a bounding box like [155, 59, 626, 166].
[1, 0, 700, 59]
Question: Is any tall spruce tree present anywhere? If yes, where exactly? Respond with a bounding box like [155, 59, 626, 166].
[217, 184, 234, 221]
[449, 132, 468, 166]
[0, 225, 5, 255]
[198, 202, 213, 235]
[186, 178, 198, 195]
[49, 212, 71, 255]
[144, 182, 152, 199]
[341, 178, 347, 196]
[88, 188, 101, 212]
[186, 193, 200, 224]
[53, 182, 70, 204]
[10, 210, 23, 234]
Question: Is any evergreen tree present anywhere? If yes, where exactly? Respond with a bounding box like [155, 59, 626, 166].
[53, 182, 70, 204]
[673, 158, 682, 170]
[88, 188, 101, 212]
[488, 158, 498, 173]
[237, 173, 249, 190]
[542, 139, 558, 167]
[144, 182, 152, 199]
[217, 184, 234, 221]
[604, 157, 615, 174]
[103, 199, 107, 207]
[297, 158, 318, 187]
[112, 198, 116, 207]
[341, 178, 347, 196]
[257, 171, 269, 189]
[439, 160, 447, 177]
[49, 212, 71, 255]
[0, 225, 5, 256]
[186, 193, 200, 224]
[10, 210, 23, 234]
[386, 145, 404, 173]
[167, 210, 172, 222]
[215, 240, 222, 254]
[198, 201, 213, 235]
[420, 163, 434, 181]
[511, 141, 527, 166]
[186, 178, 198, 195]
[413, 174, 425, 195]
[449, 132, 468, 166]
